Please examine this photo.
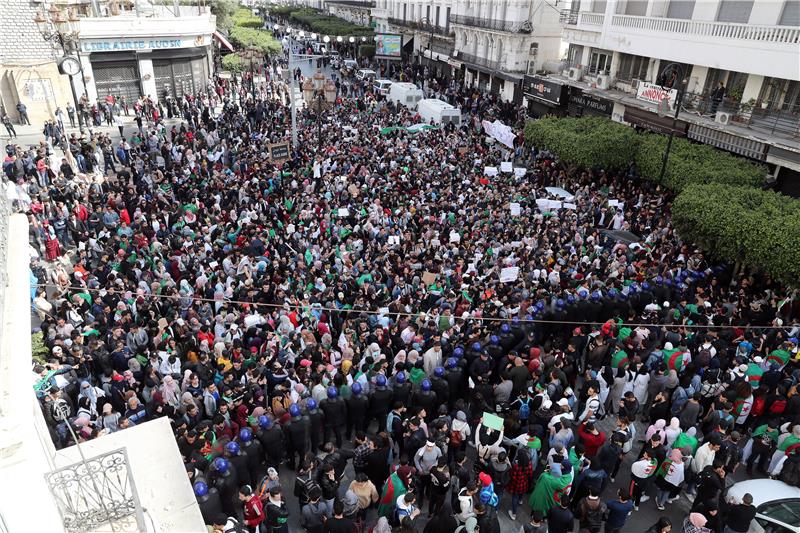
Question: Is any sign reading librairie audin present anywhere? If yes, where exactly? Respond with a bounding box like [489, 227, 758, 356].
[81, 35, 207, 53]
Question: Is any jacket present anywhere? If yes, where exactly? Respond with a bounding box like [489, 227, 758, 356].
[455, 487, 475, 522]
[243, 495, 265, 527]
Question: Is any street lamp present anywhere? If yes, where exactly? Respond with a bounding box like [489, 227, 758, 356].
[656, 63, 688, 185]
[302, 70, 337, 152]
[34, 5, 86, 133]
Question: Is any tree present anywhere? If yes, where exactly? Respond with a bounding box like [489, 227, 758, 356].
[208, 0, 239, 31]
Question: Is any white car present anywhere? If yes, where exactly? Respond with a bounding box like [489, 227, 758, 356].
[726, 478, 800, 533]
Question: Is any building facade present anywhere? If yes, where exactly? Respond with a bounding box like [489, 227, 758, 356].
[540, 0, 800, 190]
[372, 0, 563, 102]
[74, 1, 217, 105]
[0, 0, 75, 125]
[326, 0, 376, 26]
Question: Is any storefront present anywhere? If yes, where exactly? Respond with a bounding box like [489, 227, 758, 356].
[567, 88, 613, 118]
[78, 33, 213, 104]
[523, 75, 567, 117]
[623, 106, 689, 137]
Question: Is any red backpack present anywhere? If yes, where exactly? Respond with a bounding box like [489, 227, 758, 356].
[751, 396, 766, 417]
[769, 399, 787, 415]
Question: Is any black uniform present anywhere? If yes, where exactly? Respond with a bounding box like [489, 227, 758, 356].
[209, 467, 239, 518]
[306, 407, 325, 453]
[412, 389, 438, 420]
[257, 425, 286, 469]
[240, 438, 266, 481]
[391, 380, 412, 407]
[319, 397, 347, 447]
[284, 415, 310, 470]
[430, 376, 449, 406]
[445, 366, 465, 409]
[196, 488, 225, 525]
[368, 386, 393, 432]
[345, 393, 368, 439]
[227, 450, 252, 488]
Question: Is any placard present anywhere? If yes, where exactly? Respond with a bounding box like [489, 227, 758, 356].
[449, 231, 461, 243]
[514, 167, 527, 178]
[545, 187, 573, 199]
[388, 235, 400, 245]
[483, 412, 504, 431]
[337, 208, 350, 217]
[422, 271, 437, 285]
[269, 143, 290, 161]
[510, 203, 521, 216]
[499, 267, 520, 283]
[500, 162, 513, 173]
[607, 200, 621, 208]
[484, 166, 498, 176]
[563, 203, 577, 210]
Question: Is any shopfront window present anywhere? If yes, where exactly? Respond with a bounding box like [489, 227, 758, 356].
[588, 50, 611, 75]
[616, 53, 648, 83]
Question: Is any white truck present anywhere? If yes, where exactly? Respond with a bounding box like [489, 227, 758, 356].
[416, 98, 461, 126]
[387, 82, 425, 110]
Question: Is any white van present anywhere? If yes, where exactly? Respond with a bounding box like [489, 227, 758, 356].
[356, 69, 377, 81]
[416, 98, 461, 126]
[373, 79, 392, 96]
[387, 82, 424, 110]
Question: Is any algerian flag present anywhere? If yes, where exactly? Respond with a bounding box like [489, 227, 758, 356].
[611, 349, 629, 369]
[663, 348, 687, 371]
[746, 362, 763, 388]
[461, 290, 473, 303]
[305, 249, 313, 265]
[378, 472, 407, 519]
[766, 349, 790, 367]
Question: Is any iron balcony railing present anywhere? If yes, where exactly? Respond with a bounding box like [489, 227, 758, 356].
[449, 14, 532, 34]
[456, 51, 527, 74]
[678, 92, 800, 138]
[326, 0, 376, 8]
[387, 18, 455, 37]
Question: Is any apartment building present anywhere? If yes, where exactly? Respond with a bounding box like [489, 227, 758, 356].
[532, 0, 800, 190]
[373, 0, 563, 101]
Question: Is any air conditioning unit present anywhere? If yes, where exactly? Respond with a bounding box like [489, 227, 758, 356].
[595, 74, 610, 90]
[568, 67, 582, 81]
[452, 50, 459, 58]
[715, 112, 731, 125]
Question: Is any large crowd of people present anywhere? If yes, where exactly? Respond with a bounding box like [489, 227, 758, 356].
[6, 38, 800, 533]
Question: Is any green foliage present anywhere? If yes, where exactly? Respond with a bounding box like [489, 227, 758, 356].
[524, 116, 639, 170]
[673, 184, 800, 285]
[635, 134, 766, 191]
[358, 44, 376, 58]
[31, 332, 49, 365]
[207, 0, 239, 30]
[288, 8, 374, 37]
[268, 6, 295, 17]
[231, 7, 263, 28]
[229, 26, 282, 55]
[221, 53, 247, 72]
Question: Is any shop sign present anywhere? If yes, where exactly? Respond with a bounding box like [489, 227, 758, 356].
[81, 36, 206, 53]
[523, 75, 566, 106]
[568, 89, 612, 116]
[623, 107, 688, 137]
[636, 81, 677, 110]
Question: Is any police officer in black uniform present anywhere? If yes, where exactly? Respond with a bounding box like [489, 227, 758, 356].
[368, 375, 393, 432]
[238, 427, 266, 482]
[305, 398, 325, 453]
[256, 415, 285, 469]
[194, 481, 225, 526]
[283, 404, 309, 470]
[346, 382, 368, 439]
[224, 440, 252, 488]
[319, 386, 346, 448]
[207, 457, 239, 518]
[391, 370, 412, 406]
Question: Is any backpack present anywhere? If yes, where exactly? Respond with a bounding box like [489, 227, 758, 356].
[587, 397, 605, 421]
[519, 398, 531, 420]
[450, 428, 464, 447]
[779, 453, 800, 488]
[769, 399, 787, 415]
[751, 396, 766, 417]
[697, 347, 712, 367]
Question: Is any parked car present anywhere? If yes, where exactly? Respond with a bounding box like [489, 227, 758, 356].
[355, 69, 376, 81]
[340, 59, 358, 76]
[726, 478, 800, 533]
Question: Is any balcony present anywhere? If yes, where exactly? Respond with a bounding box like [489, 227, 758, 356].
[562, 10, 605, 29]
[449, 14, 532, 34]
[563, 13, 799, 79]
[326, 0, 376, 8]
[456, 51, 526, 74]
[611, 15, 800, 44]
[387, 18, 455, 37]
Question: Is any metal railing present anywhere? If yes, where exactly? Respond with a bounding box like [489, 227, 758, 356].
[679, 91, 800, 137]
[456, 51, 526, 74]
[611, 14, 800, 44]
[449, 14, 532, 34]
[0, 182, 8, 345]
[387, 18, 454, 36]
[326, 0, 376, 7]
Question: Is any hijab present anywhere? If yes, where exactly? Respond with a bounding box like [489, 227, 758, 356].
[646, 419, 667, 442]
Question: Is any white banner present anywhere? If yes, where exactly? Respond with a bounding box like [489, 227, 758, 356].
[636, 81, 678, 110]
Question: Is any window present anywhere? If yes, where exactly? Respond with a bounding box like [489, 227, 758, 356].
[617, 53, 649, 82]
[779, 0, 800, 26]
[591, 0, 607, 13]
[716, 0, 754, 23]
[589, 50, 612, 74]
[666, 0, 695, 19]
[567, 44, 584, 67]
[758, 500, 800, 527]
[624, 1, 649, 16]
[436, 6, 440, 27]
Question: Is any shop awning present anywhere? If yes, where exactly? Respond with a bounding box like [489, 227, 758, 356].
[213, 31, 234, 52]
[422, 49, 451, 62]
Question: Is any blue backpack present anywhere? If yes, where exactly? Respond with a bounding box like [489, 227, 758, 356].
[519, 398, 531, 420]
